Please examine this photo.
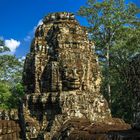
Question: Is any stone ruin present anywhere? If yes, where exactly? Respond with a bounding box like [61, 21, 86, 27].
[0, 120, 20, 140]
[21, 12, 131, 139]
[0, 110, 20, 140]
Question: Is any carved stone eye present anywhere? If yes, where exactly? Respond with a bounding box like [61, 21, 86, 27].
[77, 70, 82, 75]
[67, 69, 73, 75]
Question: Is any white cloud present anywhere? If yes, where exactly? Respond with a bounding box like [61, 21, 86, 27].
[33, 19, 43, 32]
[21, 56, 26, 60]
[18, 56, 26, 62]
[5, 39, 20, 53]
[37, 19, 43, 26]
[24, 35, 31, 42]
[24, 19, 43, 43]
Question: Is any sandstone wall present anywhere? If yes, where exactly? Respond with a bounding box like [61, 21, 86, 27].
[0, 109, 18, 120]
[0, 120, 20, 140]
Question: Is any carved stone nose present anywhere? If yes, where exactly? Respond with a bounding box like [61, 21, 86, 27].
[72, 68, 79, 80]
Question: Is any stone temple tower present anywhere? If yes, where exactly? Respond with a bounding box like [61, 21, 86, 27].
[22, 12, 128, 139]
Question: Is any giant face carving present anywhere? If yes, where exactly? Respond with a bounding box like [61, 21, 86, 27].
[62, 66, 81, 90]
[40, 22, 90, 92]
[41, 48, 88, 92]
[59, 51, 88, 91]
[24, 12, 97, 94]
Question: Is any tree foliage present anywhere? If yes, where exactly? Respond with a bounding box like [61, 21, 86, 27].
[0, 39, 24, 109]
[79, 0, 140, 54]
[109, 27, 140, 122]
[78, 0, 140, 122]
[0, 82, 11, 109]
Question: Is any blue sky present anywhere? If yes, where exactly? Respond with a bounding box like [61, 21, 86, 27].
[0, 0, 139, 57]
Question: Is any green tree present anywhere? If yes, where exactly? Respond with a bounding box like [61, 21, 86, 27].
[0, 40, 10, 53]
[78, 0, 140, 106]
[0, 39, 24, 109]
[109, 27, 140, 122]
[0, 82, 11, 109]
[0, 46, 23, 85]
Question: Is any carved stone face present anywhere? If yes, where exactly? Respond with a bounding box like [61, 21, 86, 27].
[62, 67, 81, 90]
[60, 57, 87, 91]
[23, 12, 98, 94]
[41, 58, 87, 92]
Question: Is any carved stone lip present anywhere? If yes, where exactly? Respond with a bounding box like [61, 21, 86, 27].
[67, 81, 81, 89]
[67, 77, 79, 82]
[62, 79, 81, 90]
